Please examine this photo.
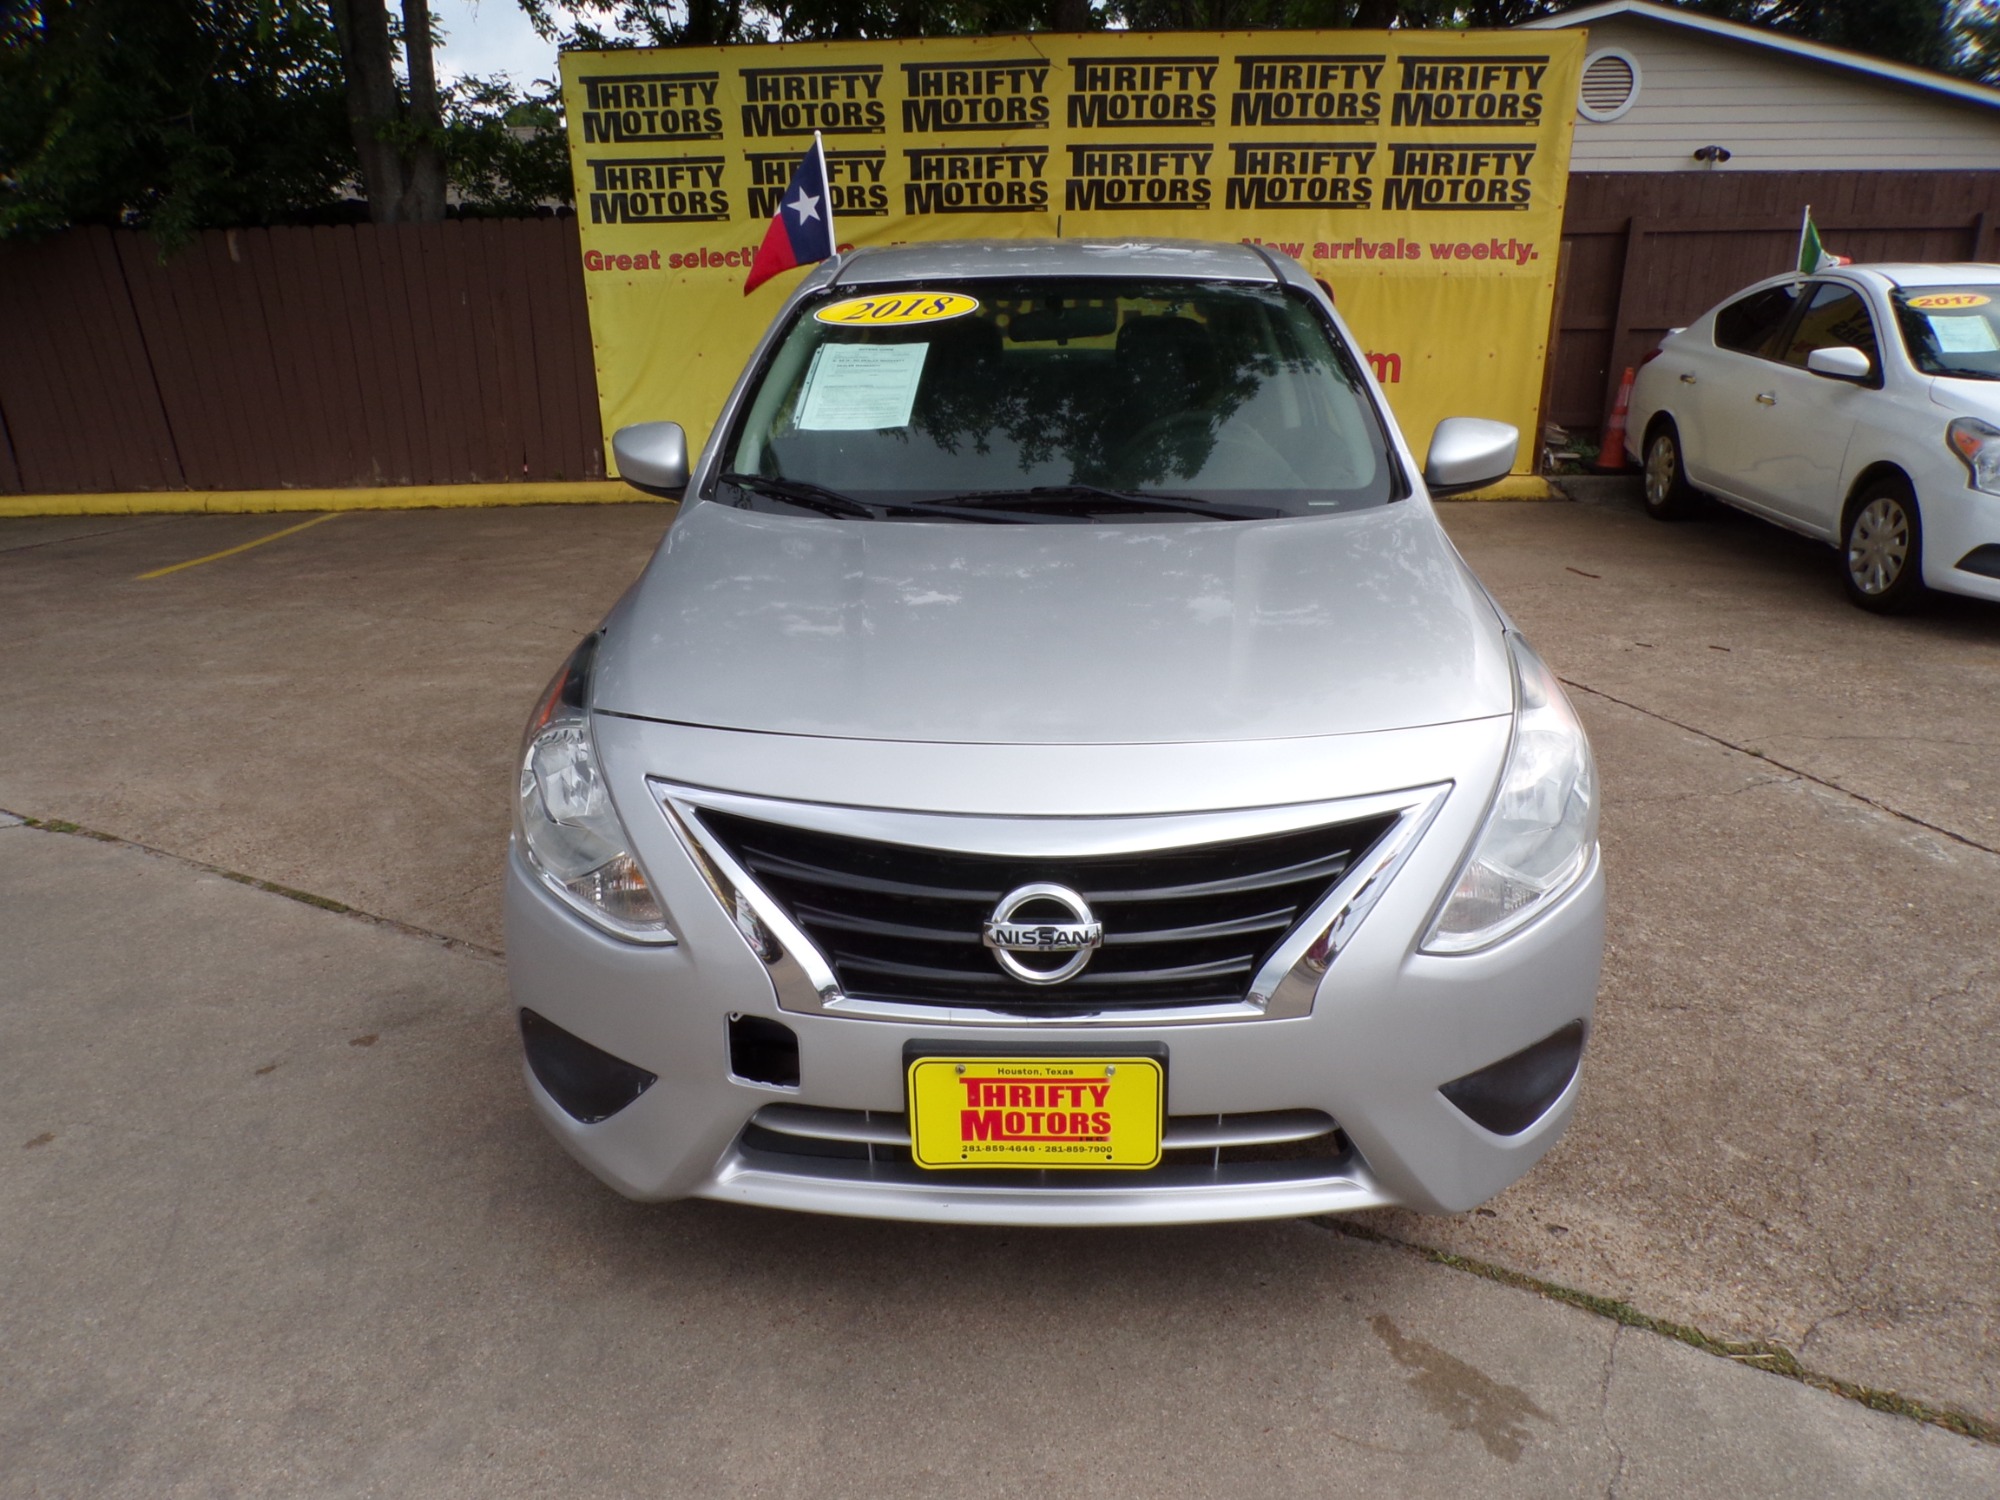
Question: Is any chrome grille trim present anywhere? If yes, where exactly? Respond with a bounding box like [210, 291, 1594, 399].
[750, 1103, 1339, 1153]
[655, 781, 1449, 1026]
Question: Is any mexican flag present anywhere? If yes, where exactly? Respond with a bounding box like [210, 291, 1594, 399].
[1798, 207, 1851, 274]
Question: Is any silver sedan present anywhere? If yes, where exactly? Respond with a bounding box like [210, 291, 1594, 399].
[506, 238, 1604, 1225]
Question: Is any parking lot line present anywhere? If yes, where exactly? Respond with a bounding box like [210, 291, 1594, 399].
[134, 513, 342, 580]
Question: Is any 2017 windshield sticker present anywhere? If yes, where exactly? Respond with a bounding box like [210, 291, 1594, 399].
[815, 292, 980, 326]
[1909, 292, 1993, 309]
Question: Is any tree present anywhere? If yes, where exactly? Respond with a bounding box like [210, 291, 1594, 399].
[515, 0, 1103, 46]
[1958, 0, 2000, 84]
[1680, 0, 1957, 74]
[0, 0, 352, 240]
[442, 74, 573, 213]
[2, 0, 575, 237]
[327, 0, 447, 220]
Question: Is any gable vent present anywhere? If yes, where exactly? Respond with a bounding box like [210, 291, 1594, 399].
[1578, 49, 1639, 122]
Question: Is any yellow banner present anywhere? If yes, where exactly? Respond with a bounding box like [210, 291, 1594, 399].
[562, 30, 1580, 474]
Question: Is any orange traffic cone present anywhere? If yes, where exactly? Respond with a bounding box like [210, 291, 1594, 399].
[1594, 365, 1636, 472]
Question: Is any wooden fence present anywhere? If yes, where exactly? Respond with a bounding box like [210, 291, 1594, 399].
[1550, 171, 2000, 439]
[10, 176, 2000, 494]
[0, 218, 604, 495]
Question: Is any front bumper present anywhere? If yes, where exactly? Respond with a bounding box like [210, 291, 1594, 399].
[505, 714, 1605, 1225]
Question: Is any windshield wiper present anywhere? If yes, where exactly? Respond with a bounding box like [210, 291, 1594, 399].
[716, 472, 882, 520]
[923, 484, 1281, 521]
[715, 472, 1063, 524]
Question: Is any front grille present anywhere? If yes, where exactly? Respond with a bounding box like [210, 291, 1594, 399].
[698, 809, 1396, 1015]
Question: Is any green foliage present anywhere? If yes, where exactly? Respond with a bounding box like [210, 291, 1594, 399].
[518, 0, 1101, 47]
[1958, 0, 2000, 85]
[442, 73, 574, 210]
[1673, 0, 1959, 74]
[1, 0, 579, 236]
[0, 0, 353, 239]
[515, 0, 757, 47]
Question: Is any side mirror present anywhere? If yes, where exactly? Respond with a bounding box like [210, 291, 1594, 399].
[1805, 345, 1872, 382]
[1424, 417, 1519, 496]
[612, 422, 690, 498]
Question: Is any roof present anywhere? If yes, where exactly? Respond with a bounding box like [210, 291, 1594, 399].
[1837, 262, 2000, 288]
[1524, 0, 2000, 116]
[1716, 264, 2000, 301]
[830, 238, 1285, 286]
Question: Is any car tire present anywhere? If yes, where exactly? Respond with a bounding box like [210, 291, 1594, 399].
[1841, 477, 1928, 614]
[1641, 422, 1700, 521]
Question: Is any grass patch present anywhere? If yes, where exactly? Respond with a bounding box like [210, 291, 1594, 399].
[217, 869, 353, 914]
[24, 817, 117, 842]
[17, 810, 499, 960]
[1326, 1220, 1997, 1445]
[28, 818, 352, 914]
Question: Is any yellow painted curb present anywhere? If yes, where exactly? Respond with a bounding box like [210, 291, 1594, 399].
[4, 473, 1554, 517]
[0, 481, 652, 518]
[1453, 475, 1553, 501]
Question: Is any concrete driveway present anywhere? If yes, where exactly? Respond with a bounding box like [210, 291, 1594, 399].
[2, 492, 1995, 1493]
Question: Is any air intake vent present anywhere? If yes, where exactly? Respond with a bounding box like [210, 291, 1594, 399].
[1578, 49, 1639, 122]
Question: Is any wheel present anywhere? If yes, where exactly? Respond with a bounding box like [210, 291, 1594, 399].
[1641, 421, 1700, 521]
[1841, 478, 1927, 613]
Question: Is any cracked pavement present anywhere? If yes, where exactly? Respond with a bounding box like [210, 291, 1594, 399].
[2, 496, 1997, 1491]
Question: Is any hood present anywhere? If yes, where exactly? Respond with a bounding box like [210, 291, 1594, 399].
[593, 500, 1511, 745]
[1928, 375, 2000, 417]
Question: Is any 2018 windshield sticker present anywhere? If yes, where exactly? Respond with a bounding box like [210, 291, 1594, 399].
[815, 292, 980, 326]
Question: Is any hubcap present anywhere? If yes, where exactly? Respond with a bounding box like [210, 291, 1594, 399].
[1644, 436, 1675, 507]
[1847, 496, 1910, 595]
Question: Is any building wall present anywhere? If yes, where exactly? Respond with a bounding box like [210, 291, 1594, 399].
[1559, 15, 2000, 173]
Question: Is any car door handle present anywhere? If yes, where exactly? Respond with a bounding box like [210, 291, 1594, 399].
[1754, 392, 1777, 406]
[1679, 373, 1697, 384]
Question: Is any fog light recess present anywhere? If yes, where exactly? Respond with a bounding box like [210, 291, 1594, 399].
[519, 1008, 658, 1123]
[1440, 1021, 1586, 1136]
[728, 1013, 801, 1088]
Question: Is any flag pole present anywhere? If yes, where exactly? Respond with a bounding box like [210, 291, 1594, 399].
[815, 130, 836, 256]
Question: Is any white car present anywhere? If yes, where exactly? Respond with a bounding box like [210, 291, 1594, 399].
[1626, 262, 2000, 612]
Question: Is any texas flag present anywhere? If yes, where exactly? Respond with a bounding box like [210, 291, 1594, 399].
[744, 132, 837, 295]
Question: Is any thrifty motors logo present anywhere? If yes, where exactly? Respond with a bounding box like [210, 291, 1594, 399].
[1390, 55, 1547, 126]
[1064, 144, 1212, 211]
[1067, 56, 1218, 127]
[957, 1075, 1115, 1144]
[577, 73, 723, 143]
[903, 146, 1049, 213]
[1381, 144, 1537, 211]
[738, 64, 885, 136]
[585, 155, 729, 223]
[745, 149, 888, 217]
[901, 59, 1052, 131]
[1229, 54, 1383, 125]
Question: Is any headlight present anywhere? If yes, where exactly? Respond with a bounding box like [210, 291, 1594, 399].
[514, 634, 675, 941]
[1946, 416, 2000, 495]
[1423, 635, 1597, 954]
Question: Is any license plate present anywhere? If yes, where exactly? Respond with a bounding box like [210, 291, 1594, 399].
[906, 1055, 1164, 1169]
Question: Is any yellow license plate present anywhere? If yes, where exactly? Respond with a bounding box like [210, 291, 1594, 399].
[906, 1056, 1163, 1169]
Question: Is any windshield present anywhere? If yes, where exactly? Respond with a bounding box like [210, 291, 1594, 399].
[1891, 285, 2000, 381]
[716, 276, 1400, 521]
